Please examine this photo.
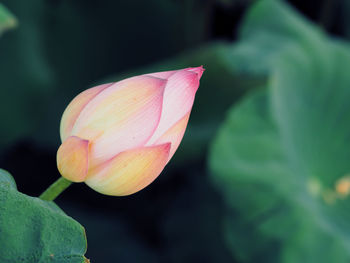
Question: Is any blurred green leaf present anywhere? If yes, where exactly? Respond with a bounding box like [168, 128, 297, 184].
[0, 3, 17, 36]
[0, 171, 88, 263]
[227, 0, 325, 75]
[210, 0, 350, 262]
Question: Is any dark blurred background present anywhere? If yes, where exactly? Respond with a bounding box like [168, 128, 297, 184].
[0, 0, 348, 262]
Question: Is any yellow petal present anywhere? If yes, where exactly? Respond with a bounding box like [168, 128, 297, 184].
[60, 83, 113, 141]
[85, 143, 171, 196]
[57, 136, 90, 182]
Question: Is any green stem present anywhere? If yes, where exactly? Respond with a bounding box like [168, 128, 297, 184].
[39, 177, 72, 201]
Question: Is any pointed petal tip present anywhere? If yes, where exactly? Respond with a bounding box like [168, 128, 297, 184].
[157, 142, 172, 153]
[186, 66, 205, 79]
[184, 69, 202, 93]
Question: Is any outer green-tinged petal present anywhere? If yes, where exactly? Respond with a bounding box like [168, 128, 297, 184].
[85, 143, 171, 196]
[57, 136, 90, 182]
[72, 76, 166, 169]
[60, 83, 113, 141]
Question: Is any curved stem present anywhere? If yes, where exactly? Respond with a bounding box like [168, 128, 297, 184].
[39, 177, 72, 201]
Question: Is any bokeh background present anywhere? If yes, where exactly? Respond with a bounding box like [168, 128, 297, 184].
[2, 0, 350, 262]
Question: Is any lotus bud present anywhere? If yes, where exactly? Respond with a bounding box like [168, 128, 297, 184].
[57, 66, 204, 196]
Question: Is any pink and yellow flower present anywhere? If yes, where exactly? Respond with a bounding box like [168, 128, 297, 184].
[57, 66, 204, 196]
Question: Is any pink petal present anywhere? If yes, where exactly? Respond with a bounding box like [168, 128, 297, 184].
[146, 68, 202, 144]
[85, 143, 171, 196]
[146, 66, 205, 79]
[56, 136, 90, 182]
[60, 83, 113, 141]
[71, 76, 167, 168]
[146, 70, 177, 79]
[186, 65, 205, 79]
[151, 112, 190, 161]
